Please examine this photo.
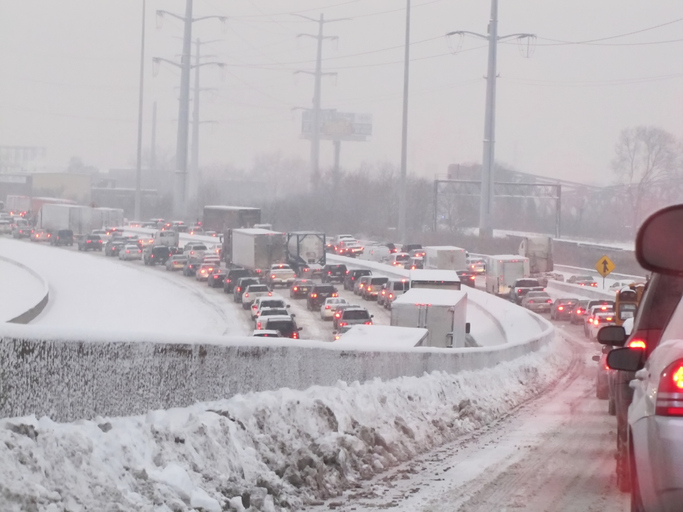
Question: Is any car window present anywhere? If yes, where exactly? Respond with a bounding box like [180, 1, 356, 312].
[343, 309, 370, 320]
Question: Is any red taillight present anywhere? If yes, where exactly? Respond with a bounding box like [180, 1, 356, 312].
[339, 322, 347, 327]
[237, 287, 241, 292]
[558, 306, 564, 311]
[271, 274, 276, 279]
[656, 360, 683, 416]
[470, 276, 475, 280]
[332, 293, 338, 297]
[292, 332, 299, 339]
[335, 313, 341, 318]
[268, 292, 273, 296]
[327, 271, 331, 275]
[389, 293, 394, 299]
[311, 293, 317, 298]
[244, 293, 249, 298]
[546, 299, 552, 303]
[364, 321, 372, 325]
[591, 283, 598, 287]
[126, 250, 130, 253]
[87, 240, 91, 244]
[627, 339, 646, 350]
[325, 305, 331, 309]
[293, 287, 298, 291]
[576, 308, 583, 314]
[367, 286, 372, 292]
[517, 289, 522, 293]
[257, 322, 262, 329]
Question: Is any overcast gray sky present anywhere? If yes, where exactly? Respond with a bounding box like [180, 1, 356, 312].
[0, 0, 681, 185]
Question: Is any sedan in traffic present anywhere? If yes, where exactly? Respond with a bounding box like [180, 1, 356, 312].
[207, 269, 226, 288]
[290, 279, 314, 299]
[550, 298, 579, 321]
[118, 244, 142, 261]
[521, 291, 553, 313]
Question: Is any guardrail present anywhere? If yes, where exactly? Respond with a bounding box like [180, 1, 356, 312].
[0, 256, 49, 324]
[546, 279, 616, 300]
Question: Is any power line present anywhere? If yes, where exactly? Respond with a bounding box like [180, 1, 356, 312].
[534, 17, 683, 46]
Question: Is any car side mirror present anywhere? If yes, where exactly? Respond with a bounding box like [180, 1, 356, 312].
[601, 345, 611, 354]
[597, 325, 627, 346]
[465, 322, 471, 334]
[297, 327, 303, 331]
[606, 347, 643, 372]
[592, 355, 600, 362]
[370, 315, 374, 318]
[636, 204, 683, 275]
[286, 304, 291, 308]
[291, 314, 296, 318]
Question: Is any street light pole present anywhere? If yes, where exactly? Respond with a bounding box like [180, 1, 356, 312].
[134, 0, 146, 221]
[398, 0, 410, 244]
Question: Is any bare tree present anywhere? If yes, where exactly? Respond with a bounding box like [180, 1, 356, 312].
[612, 126, 679, 232]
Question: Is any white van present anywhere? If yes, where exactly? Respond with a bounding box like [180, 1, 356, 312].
[154, 229, 179, 248]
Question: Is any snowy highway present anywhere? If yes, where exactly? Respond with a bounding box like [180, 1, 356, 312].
[0, 234, 632, 511]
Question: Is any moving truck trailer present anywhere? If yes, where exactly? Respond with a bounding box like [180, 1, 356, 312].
[390, 288, 468, 348]
[485, 255, 530, 296]
[423, 246, 467, 271]
[230, 228, 287, 274]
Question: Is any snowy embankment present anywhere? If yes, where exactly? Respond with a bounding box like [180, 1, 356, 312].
[0, 255, 48, 323]
[0, 335, 571, 512]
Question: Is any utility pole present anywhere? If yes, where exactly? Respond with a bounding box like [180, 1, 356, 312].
[447, 0, 534, 238]
[150, 101, 157, 173]
[156, 2, 226, 220]
[294, 14, 347, 188]
[398, 0, 410, 244]
[134, 0, 146, 222]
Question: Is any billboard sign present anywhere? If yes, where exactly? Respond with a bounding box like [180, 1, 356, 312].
[301, 110, 372, 142]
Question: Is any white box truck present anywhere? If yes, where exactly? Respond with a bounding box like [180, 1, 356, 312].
[409, 269, 461, 291]
[390, 288, 468, 348]
[485, 255, 530, 297]
[423, 246, 467, 271]
[231, 228, 287, 274]
[39, 204, 93, 235]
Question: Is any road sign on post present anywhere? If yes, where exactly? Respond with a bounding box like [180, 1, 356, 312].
[596, 255, 615, 289]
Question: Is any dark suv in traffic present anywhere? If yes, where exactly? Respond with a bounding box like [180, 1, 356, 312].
[50, 229, 74, 247]
[77, 234, 103, 251]
[143, 245, 171, 266]
[307, 283, 338, 311]
[344, 269, 372, 291]
[223, 268, 253, 294]
[233, 277, 260, 303]
[321, 264, 347, 284]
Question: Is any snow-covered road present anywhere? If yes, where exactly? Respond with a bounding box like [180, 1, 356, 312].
[309, 322, 629, 512]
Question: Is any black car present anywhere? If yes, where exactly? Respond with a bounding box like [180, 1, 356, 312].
[456, 270, 477, 288]
[105, 240, 125, 257]
[261, 316, 303, 339]
[344, 269, 372, 291]
[223, 268, 253, 294]
[307, 283, 338, 311]
[402, 243, 422, 253]
[77, 234, 103, 251]
[290, 279, 314, 299]
[550, 298, 579, 321]
[208, 269, 226, 288]
[182, 261, 199, 276]
[50, 229, 74, 247]
[233, 276, 260, 303]
[143, 245, 171, 266]
[321, 264, 347, 284]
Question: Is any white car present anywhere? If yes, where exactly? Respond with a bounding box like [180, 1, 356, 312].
[118, 244, 142, 260]
[242, 284, 272, 310]
[320, 297, 349, 320]
[252, 296, 289, 320]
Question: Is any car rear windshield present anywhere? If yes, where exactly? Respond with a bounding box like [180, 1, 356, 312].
[370, 277, 389, 285]
[266, 320, 294, 333]
[393, 282, 408, 291]
[260, 300, 285, 308]
[315, 285, 336, 293]
[328, 265, 346, 272]
[230, 270, 251, 278]
[516, 279, 540, 287]
[353, 270, 371, 276]
[395, 254, 410, 261]
[343, 310, 370, 320]
[191, 245, 207, 251]
[249, 285, 269, 292]
[527, 292, 549, 298]
[261, 309, 288, 316]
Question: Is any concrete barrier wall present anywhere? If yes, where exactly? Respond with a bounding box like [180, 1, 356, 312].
[0, 319, 554, 422]
[0, 256, 50, 325]
[546, 280, 616, 300]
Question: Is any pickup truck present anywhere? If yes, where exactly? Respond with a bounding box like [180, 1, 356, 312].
[266, 263, 297, 288]
[510, 278, 544, 304]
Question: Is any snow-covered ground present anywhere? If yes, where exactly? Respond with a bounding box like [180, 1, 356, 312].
[0, 255, 46, 322]
[0, 237, 248, 336]
[0, 332, 577, 512]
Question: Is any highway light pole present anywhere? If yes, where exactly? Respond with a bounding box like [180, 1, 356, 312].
[134, 0, 146, 222]
[447, 0, 534, 238]
[397, 0, 410, 244]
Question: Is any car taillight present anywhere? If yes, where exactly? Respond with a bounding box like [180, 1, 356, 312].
[268, 292, 273, 296]
[606, 317, 613, 321]
[381, 291, 386, 295]
[365, 321, 372, 325]
[470, 276, 475, 280]
[292, 332, 299, 339]
[528, 300, 534, 303]
[237, 287, 241, 292]
[293, 286, 299, 291]
[126, 250, 130, 253]
[339, 322, 347, 326]
[244, 293, 249, 298]
[332, 293, 338, 297]
[558, 306, 564, 311]
[271, 274, 276, 279]
[389, 293, 394, 299]
[546, 299, 552, 303]
[327, 271, 331, 274]
[257, 322, 261, 329]
[367, 286, 372, 292]
[227, 279, 231, 283]
[591, 283, 597, 287]
[576, 308, 583, 314]
[517, 289, 522, 294]
[627, 339, 646, 350]
[335, 313, 341, 318]
[656, 359, 683, 416]
[311, 293, 317, 298]
[325, 305, 331, 309]
[252, 304, 257, 309]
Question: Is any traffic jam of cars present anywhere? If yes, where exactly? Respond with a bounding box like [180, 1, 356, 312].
[7, 203, 681, 510]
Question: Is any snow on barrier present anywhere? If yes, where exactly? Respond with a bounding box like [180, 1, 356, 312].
[546, 279, 616, 301]
[0, 314, 554, 422]
[0, 255, 49, 324]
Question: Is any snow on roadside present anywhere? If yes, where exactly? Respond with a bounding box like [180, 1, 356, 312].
[0, 336, 571, 512]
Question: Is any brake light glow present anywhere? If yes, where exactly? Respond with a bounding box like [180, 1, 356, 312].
[311, 293, 317, 298]
[325, 305, 331, 309]
[558, 306, 564, 311]
[627, 339, 646, 350]
[292, 332, 299, 339]
[546, 299, 552, 303]
[244, 293, 249, 298]
[332, 293, 338, 297]
[236, 287, 241, 292]
[367, 286, 372, 292]
[268, 292, 273, 296]
[339, 322, 347, 327]
[271, 274, 276, 279]
[656, 360, 683, 416]
[364, 321, 372, 325]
